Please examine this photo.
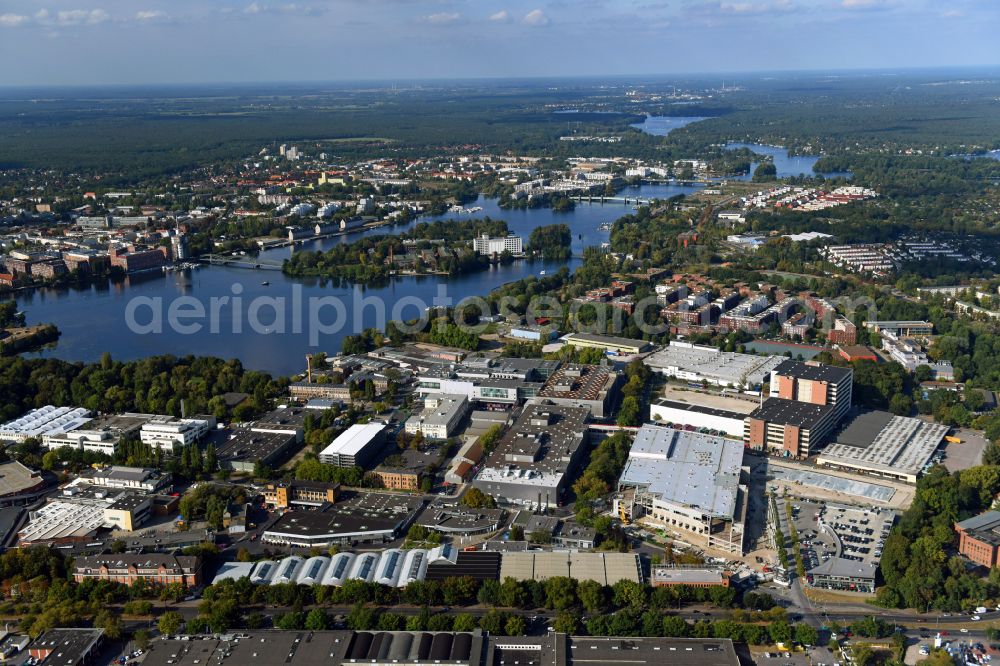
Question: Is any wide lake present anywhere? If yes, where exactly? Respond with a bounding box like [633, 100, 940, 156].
[12, 184, 701, 376]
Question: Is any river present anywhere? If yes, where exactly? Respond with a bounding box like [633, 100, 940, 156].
[724, 143, 852, 179]
[629, 116, 706, 136]
[13, 184, 702, 376]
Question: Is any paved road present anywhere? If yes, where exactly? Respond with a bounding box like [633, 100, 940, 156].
[132, 597, 999, 638]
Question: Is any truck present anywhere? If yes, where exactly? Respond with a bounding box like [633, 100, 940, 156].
[975, 606, 988, 614]
[946, 436, 962, 444]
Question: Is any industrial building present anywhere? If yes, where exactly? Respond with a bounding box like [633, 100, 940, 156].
[0, 406, 92, 443]
[140, 632, 742, 666]
[534, 363, 620, 418]
[18, 483, 154, 546]
[27, 628, 104, 666]
[263, 480, 340, 509]
[618, 424, 748, 554]
[415, 357, 556, 407]
[651, 567, 731, 588]
[509, 325, 557, 342]
[318, 422, 386, 467]
[405, 394, 470, 439]
[213, 544, 499, 588]
[0, 460, 51, 507]
[815, 411, 950, 484]
[445, 437, 487, 485]
[81, 466, 173, 494]
[863, 320, 934, 337]
[643, 340, 786, 389]
[649, 399, 751, 438]
[955, 511, 1000, 568]
[415, 503, 506, 535]
[744, 398, 838, 458]
[217, 428, 299, 472]
[262, 492, 425, 547]
[374, 452, 426, 490]
[41, 412, 152, 455]
[473, 402, 590, 508]
[139, 415, 216, 450]
[743, 359, 854, 457]
[563, 332, 651, 355]
[498, 551, 642, 585]
[807, 558, 879, 593]
[251, 406, 309, 441]
[837, 345, 878, 363]
[769, 359, 853, 424]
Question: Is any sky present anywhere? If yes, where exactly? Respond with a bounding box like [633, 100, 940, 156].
[0, 0, 997, 86]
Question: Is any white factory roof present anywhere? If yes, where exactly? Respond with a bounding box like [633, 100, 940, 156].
[211, 562, 255, 584]
[643, 341, 786, 386]
[619, 424, 744, 519]
[473, 466, 564, 489]
[407, 394, 467, 428]
[18, 501, 109, 543]
[0, 406, 92, 439]
[817, 412, 949, 478]
[319, 422, 385, 458]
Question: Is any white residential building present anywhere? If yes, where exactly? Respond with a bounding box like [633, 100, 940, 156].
[471, 234, 523, 256]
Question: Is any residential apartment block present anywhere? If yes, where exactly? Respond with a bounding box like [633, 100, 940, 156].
[73, 554, 201, 588]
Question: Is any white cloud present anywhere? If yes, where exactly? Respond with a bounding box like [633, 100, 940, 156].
[135, 10, 168, 23]
[522, 8, 549, 25]
[840, 0, 894, 9]
[0, 13, 29, 27]
[243, 3, 320, 17]
[422, 11, 461, 24]
[56, 9, 110, 26]
[942, 9, 963, 18]
[489, 10, 510, 22]
[719, 0, 795, 15]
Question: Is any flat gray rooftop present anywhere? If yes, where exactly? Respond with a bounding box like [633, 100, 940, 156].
[644, 342, 786, 385]
[568, 637, 740, 666]
[818, 412, 949, 477]
[619, 424, 743, 519]
[769, 464, 896, 503]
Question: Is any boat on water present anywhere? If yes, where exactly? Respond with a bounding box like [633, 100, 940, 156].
[261, 281, 270, 286]
[539, 270, 546, 275]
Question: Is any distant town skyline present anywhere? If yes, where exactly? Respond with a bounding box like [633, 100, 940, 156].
[0, 0, 997, 86]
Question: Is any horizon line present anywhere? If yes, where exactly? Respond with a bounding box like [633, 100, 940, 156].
[2, 64, 1000, 92]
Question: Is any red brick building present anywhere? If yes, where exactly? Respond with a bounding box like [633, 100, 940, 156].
[838, 345, 878, 363]
[73, 554, 201, 588]
[955, 511, 1000, 568]
[110, 246, 169, 273]
[828, 316, 858, 345]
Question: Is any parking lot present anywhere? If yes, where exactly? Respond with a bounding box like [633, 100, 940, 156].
[782, 498, 896, 586]
[942, 428, 989, 473]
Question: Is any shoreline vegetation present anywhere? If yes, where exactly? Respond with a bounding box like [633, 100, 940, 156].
[282, 219, 573, 281]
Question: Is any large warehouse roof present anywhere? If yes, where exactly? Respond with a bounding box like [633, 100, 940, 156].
[817, 411, 949, 480]
[319, 422, 386, 458]
[619, 425, 743, 519]
[643, 341, 785, 386]
[498, 552, 641, 585]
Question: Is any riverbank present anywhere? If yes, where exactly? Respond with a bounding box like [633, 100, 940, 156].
[0, 324, 60, 355]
